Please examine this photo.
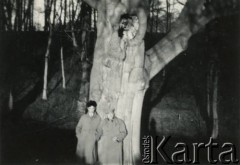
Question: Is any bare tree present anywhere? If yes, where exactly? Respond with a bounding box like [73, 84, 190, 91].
[8, 90, 13, 111]
[42, 0, 54, 100]
[1, 0, 14, 31]
[82, 0, 239, 163]
[42, 26, 53, 100]
[60, 46, 66, 89]
[52, 0, 57, 28]
[212, 67, 219, 138]
[44, 0, 54, 31]
[166, 0, 170, 32]
[64, 0, 67, 27]
[206, 60, 219, 139]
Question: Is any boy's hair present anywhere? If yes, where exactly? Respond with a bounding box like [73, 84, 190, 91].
[86, 100, 97, 108]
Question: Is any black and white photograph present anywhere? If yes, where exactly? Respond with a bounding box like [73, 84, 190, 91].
[0, 0, 239, 164]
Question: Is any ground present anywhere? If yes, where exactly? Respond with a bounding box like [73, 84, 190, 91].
[2, 117, 239, 164]
[1, 118, 77, 164]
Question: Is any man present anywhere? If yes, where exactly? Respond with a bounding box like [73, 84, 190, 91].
[96, 109, 127, 164]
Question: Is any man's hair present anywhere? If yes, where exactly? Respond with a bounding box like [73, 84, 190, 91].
[86, 100, 97, 108]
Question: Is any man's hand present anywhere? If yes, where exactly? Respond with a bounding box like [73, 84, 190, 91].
[112, 136, 119, 142]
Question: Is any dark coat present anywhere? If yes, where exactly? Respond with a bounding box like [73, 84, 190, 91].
[97, 117, 127, 165]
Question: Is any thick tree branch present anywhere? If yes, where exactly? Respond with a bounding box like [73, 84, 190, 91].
[145, 0, 239, 80]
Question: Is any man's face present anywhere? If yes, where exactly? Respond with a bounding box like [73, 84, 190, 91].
[107, 112, 115, 120]
[87, 106, 95, 113]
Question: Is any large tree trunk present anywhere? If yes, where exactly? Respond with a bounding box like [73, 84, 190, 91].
[89, 1, 147, 163]
[83, 0, 238, 164]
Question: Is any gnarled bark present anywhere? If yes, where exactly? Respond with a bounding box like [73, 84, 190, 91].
[82, 0, 239, 164]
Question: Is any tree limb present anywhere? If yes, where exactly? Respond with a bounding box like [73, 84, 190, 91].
[145, 0, 239, 80]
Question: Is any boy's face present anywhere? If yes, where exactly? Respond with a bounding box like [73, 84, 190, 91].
[87, 106, 95, 113]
